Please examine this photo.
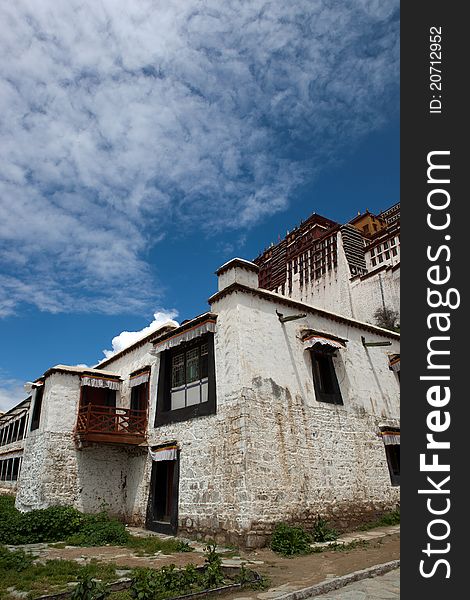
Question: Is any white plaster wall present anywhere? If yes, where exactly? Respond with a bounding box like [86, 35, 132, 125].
[350, 267, 400, 324]
[285, 233, 400, 326]
[16, 285, 400, 546]
[218, 265, 259, 291]
[42, 374, 81, 432]
[288, 233, 357, 318]
[16, 431, 133, 516]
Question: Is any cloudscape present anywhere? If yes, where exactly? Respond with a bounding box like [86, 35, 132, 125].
[0, 0, 399, 320]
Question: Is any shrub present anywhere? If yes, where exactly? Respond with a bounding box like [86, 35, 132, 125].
[270, 523, 312, 556]
[70, 572, 109, 600]
[65, 512, 129, 546]
[311, 517, 338, 542]
[0, 502, 84, 545]
[0, 495, 127, 546]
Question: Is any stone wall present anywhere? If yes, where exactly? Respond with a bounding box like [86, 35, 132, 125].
[16, 271, 399, 548]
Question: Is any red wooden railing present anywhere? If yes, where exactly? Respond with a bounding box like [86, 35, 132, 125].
[76, 404, 147, 438]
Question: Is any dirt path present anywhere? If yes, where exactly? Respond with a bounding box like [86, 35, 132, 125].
[240, 533, 400, 590]
[42, 530, 399, 596]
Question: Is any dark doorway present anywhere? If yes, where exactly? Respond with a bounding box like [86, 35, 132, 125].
[131, 382, 148, 413]
[81, 386, 116, 408]
[146, 456, 179, 535]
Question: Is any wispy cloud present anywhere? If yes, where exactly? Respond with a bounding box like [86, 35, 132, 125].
[101, 310, 179, 360]
[0, 375, 28, 413]
[0, 0, 399, 317]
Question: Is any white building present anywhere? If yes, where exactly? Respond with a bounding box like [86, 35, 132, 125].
[0, 398, 30, 494]
[11, 258, 400, 548]
[255, 203, 400, 327]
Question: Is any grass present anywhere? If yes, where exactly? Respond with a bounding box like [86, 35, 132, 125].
[0, 549, 121, 600]
[125, 536, 193, 556]
[311, 539, 370, 553]
[358, 509, 400, 531]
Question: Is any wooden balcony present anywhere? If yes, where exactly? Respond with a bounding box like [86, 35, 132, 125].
[75, 404, 147, 446]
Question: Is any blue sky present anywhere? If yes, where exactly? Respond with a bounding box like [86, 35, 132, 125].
[0, 1, 399, 411]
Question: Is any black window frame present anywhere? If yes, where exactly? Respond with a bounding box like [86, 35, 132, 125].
[385, 443, 400, 486]
[310, 348, 343, 405]
[155, 333, 216, 426]
[30, 386, 44, 431]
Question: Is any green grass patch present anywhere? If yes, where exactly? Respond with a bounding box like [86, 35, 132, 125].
[0, 495, 191, 552]
[0, 546, 120, 599]
[359, 509, 400, 531]
[125, 536, 193, 556]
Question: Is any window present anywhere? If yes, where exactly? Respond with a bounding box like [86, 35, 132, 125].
[30, 386, 44, 431]
[310, 350, 343, 405]
[155, 334, 216, 426]
[0, 457, 21, 482]
[385, 444, 400, 486]
[381, 428, 400, 486]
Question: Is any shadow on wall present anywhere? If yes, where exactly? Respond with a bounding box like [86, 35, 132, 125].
[75, 446, 147, 520]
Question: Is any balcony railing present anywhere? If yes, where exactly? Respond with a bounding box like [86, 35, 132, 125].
[76, 404, 147, 445]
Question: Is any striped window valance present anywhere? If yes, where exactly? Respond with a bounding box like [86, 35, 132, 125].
[304, 334, 345, 350]
[153, 320, 216, 353]
[80, 376, 121, 391]
[382, 430, 400, 445]
[129, 371, 150, 388]
[149, 445, 178, 461]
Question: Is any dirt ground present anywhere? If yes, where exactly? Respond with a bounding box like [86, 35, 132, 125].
[241, 534, 400, 589]
[44, 532, 399, 594]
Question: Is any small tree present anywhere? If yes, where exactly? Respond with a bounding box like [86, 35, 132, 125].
[374, 307, 400, 332]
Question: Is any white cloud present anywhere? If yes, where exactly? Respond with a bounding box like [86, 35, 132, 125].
[101, 309, 179, 359]
[0, 0, 399, 317]
[0, 377, 28, 413]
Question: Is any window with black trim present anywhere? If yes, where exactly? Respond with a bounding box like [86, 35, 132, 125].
[310, 349, 343, 405]
[155, 333, 216, 426]
[30, 386, 44, 431]
[385, 444, 400, 486]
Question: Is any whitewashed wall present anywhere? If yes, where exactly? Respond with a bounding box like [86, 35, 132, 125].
[16, 270, 399, 547]
[283, 231, 400, 327]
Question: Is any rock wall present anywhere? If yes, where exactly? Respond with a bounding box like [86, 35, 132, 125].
[16, 277, 400, 547]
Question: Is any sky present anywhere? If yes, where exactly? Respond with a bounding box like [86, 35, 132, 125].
[0, 0, 399, 412]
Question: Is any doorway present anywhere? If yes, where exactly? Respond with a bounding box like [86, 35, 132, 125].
[146, 455, 179, 535]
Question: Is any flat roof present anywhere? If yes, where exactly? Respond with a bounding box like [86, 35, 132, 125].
[41, 365, 122, 380]
[209, 283, 400, 340]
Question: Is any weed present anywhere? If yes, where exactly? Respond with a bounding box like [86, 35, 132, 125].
[359, 509, 400, 531]
[311, 517, 338, 543]
[202, 542, 224, 588]
[270, 523, 312, 556]
[312, 539, 370, 553]
[130, 544, 228, 600]
[70, 572, 109, 600]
